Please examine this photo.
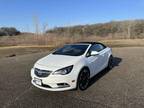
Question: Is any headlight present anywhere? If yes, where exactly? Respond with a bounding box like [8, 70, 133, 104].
[53, 65, 73, 75]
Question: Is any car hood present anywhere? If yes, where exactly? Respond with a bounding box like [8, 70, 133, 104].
[34, 54, 82, 71]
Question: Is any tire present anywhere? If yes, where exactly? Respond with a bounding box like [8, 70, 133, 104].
[77, 68, 90, 91]
[107, 55, 113, 70]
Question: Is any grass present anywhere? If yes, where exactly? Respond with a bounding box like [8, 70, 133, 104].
[1, 39, 144, 48]
[1, 35, 144, 47]
[0, 35, 144, 58]
[0, 45, 54, 49]
[100, 39, 144, 47]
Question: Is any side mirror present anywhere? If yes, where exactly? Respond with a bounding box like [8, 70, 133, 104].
[90, 51, 99, 56]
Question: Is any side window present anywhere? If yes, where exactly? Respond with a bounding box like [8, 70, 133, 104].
[90, 44, 105, 52]
[97, 44, 105, 51]
[86, 44, 105, 56]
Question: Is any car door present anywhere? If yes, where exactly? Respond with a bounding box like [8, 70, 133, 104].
[86, 44, 105, 77]
[98, 48, 107, 71]
[96, 44, 108, 70]
[100, 47, 110, 68]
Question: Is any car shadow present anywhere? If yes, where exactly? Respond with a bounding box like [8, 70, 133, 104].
[88, 56, 122, 88]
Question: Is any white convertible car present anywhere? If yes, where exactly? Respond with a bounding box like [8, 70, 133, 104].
[31, 42, 113, 91]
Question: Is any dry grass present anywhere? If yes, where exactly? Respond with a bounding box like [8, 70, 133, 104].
[100, 39, 144, 47]
[0, 35, 144, 59]
[0, 34, 144, 48]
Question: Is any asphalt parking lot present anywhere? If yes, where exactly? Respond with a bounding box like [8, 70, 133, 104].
[0, 47, 144, 108]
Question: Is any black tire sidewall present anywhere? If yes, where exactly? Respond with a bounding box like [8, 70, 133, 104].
[77, 68, 90, 91]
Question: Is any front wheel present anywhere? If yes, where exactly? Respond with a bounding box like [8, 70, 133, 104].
[77, 68, 90, 91]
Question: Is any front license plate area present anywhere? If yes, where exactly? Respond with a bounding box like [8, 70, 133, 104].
[34, 78, 42, 86]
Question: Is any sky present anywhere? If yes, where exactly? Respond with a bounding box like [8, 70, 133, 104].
[0, 0, 144, 32]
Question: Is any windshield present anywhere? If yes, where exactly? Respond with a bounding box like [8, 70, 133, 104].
[53, 44, 89, 56]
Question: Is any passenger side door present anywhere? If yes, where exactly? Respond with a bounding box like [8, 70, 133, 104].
[86, 44, 106, 77]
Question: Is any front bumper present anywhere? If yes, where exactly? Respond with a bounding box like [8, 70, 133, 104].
[31, 68, 77, 91]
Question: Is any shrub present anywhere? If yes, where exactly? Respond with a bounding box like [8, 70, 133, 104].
[0, 27, 20, 36]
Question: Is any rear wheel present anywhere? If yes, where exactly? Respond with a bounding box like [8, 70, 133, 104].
[77, 68, 90, 91]
[107, 55, 113, 70]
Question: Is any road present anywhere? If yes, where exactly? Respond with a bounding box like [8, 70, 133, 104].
[0, 47, 144, 108]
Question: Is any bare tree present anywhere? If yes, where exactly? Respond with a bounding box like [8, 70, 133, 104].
[33, 16, 41, 35]
[127, 21, 132, 39]
[42, 23, 48, 35]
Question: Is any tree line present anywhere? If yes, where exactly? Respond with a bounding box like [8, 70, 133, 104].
[46, 20, 144, 39]
[0, 27, 20, 36]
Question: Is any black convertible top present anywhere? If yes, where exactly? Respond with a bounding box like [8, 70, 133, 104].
[76, 42, 98, 45]
[76, 42, 107, 48]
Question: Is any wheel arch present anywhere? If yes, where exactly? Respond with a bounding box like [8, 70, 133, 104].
[79, 66, 90, 76]
[108, 48, 113, 58]
[75, 66, 90, 89]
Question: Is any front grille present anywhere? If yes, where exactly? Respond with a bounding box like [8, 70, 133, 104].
[34, 68, 52, 77]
